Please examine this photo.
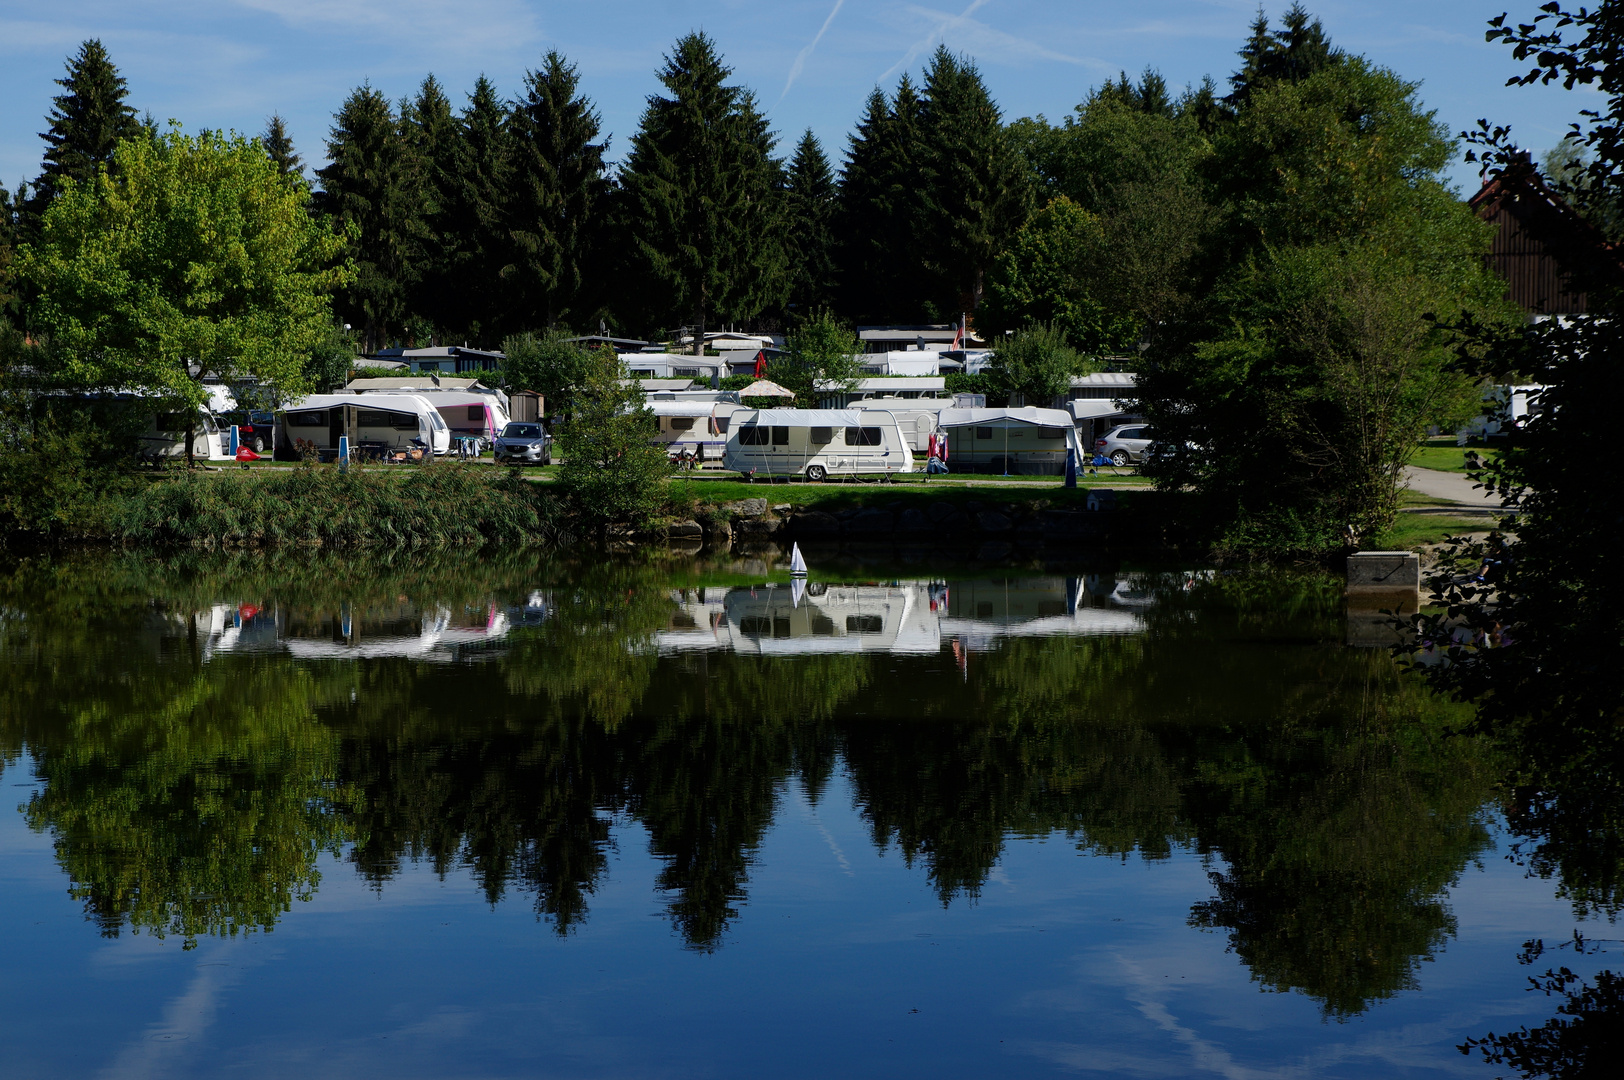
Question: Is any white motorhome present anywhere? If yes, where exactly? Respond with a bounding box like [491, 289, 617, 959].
[721, 409, 914, 481]
[275, 394, 452, 459]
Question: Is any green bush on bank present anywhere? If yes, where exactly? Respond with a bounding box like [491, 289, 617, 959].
[3, 460, 566, 548]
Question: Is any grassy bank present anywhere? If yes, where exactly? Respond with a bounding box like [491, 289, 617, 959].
[666, 477, 1104, 515]
[7, 462, 566, 548]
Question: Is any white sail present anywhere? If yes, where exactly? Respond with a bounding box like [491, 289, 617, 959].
[790, 542, 808, 576]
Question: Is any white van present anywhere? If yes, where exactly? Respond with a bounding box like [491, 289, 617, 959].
[275, 394, 452, 459]
[722, 409, 914, 481]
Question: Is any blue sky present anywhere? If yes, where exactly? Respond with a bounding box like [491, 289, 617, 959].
[0, 1, 1600, 196]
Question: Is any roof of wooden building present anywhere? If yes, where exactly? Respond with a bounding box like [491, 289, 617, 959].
[1469, 158, 1621, 316]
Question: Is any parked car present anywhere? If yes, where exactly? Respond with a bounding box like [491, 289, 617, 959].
[1095, 424, 1156, 466]
[493, 422, 552, 465]
[222, 410, 277, 454]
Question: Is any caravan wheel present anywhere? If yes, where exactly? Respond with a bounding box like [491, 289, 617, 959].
[804, 465, 827, 483]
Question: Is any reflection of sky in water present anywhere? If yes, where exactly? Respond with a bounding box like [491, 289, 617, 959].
[0, 765, 1601, 1079]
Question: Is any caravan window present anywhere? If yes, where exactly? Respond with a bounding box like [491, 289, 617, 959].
[846, 615, 883, 634]
[288, 411, 326, 427]
[668, 417, 695, 432]
[359, 410, 418, 431]
[1038, 427, 1065, 440]
[771, 426, 789, 446]
[810, 427, 832, 443]
[845, 426, 882, 446]
[975, 427, 994, 440]
[715, 416, 731, 433]
[737, 425, 768, 446]
[466, 405, 483, 421]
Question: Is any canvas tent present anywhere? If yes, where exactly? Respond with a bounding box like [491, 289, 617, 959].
[935, 407, 1086, 475]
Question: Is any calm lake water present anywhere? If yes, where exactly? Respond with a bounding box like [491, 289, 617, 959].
[0, 549, 1610, 1078]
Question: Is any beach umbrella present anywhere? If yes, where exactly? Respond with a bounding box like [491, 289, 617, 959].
[739, 379, 796, 399]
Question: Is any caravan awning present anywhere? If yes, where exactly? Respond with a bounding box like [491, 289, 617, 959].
[1067, 399, 1133, 422]
[936, 407, 1077, 429]
[736, 409, 864, 426]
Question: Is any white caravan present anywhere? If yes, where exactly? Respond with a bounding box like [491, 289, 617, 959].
[722, 408, 914, 481]
[138, 406, 235, 462]
[647, 397, 747, 463]
[276, 393, 452, 458]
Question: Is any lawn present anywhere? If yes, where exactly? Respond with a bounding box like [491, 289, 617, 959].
[663, 476, 1107, 513]
[1377, 513, 1495, 550]
[1409, 440, 1499, 474]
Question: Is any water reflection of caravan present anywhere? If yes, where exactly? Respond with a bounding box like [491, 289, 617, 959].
[727, 584, 939, 655]
[195, 600, 530, 662]
[722, 409, 914, 481]
[941, 578, 1143, 642]
[653, 577, 1157, 656]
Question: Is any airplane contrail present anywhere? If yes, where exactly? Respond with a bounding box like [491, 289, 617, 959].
[778, 0, 847, 106]
[878, 0, 991, 83]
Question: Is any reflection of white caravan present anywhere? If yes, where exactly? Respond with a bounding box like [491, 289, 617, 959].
[276, 394, 452, 458]
[725, 584, 939, 655]
[722, 409, 914, 480]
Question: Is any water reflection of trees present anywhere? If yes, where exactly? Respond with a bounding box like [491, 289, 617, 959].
[0, 553, 1506, 1011]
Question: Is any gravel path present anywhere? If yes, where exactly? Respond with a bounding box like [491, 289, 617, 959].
[1402, 466, 1506, 507]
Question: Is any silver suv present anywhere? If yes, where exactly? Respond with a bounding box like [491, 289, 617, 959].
[493, 422, 552, 465]
[1095, 424, 1155, 466]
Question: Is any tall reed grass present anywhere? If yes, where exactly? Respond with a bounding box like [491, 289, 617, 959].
[65, 463, 566, 548]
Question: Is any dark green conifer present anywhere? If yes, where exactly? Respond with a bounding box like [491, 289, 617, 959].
[260, 115, 303, 178]
[785, 130, 837, 313]
[615, 32, 787, 348]
[917, 46, 1031, 316]
[834, 79, 930, 322]
[401, 76, 460, 337]
[31, 39, 142, 218]
[509, 51, 610, 328]
[442, 76, 513, 344]
[1227, 4, 1341, 108]
[315, 85, 420, 352]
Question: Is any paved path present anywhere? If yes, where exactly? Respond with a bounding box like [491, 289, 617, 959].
[1402, 466, 1505, 507]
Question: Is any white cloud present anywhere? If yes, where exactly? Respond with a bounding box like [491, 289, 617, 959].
[230, 0, 544, 60]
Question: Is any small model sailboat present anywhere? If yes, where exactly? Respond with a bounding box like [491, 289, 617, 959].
[789, 542, 808, 577]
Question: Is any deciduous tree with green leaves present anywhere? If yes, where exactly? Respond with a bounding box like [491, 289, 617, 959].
[767, 309, 862, 407]
[987, 323, 1092, 407]
[19, 125, 350, 460]
[555, 347, 669, 530]
[498, 330, 595, 415]
[979, 196, 1140, 353]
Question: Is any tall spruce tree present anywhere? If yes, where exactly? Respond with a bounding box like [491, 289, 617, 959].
[30, 40, 142, 222]
[1227, 3, 1342, 108]
[315, 85, 421, 352]
[0, 181, 19, 318]
[260, 115, 303, 179]
[616, 32, 787, 349]
[443, 76, 513, 344]
[785, 130, 837, 314]
[834, 78, 929, 322]
[401, 76, 460, 337]
[916, 46, 1031, 316]
[509, 51, 610, 329]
